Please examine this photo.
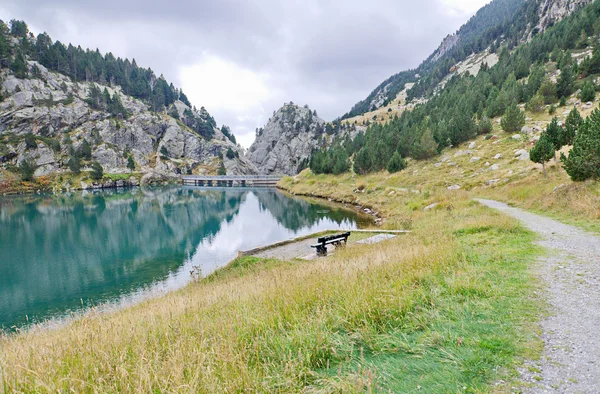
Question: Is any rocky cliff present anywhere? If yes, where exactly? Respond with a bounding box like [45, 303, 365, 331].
[247, 103, 327, 175]
[0, 61, 256, 188]
[535, 0, 593, 34]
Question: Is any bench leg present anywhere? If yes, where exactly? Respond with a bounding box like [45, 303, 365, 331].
[316, 245, 327, 256]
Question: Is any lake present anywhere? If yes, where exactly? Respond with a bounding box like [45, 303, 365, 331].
[0, 187, 367, 330]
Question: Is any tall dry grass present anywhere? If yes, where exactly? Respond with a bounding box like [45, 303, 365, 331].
[1, 197, 541, 392]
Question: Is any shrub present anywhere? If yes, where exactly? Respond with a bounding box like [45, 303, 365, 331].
[24, 134, 37, 149]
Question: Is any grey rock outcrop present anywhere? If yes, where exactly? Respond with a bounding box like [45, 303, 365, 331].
[247, 103, 326, 175]
[0, 61, 257, 180]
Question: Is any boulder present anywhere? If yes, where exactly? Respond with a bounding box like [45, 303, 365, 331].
[424, 203, 439, 212]
[494, 154, 503, 159]
[470, 157, 481, 163]
[468, 142, 477, 149]
[514, 149, 530, 161]
[447, 185, 461, 191]
[512, 134, 522, 140]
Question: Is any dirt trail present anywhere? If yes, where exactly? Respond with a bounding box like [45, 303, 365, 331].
[475, 199, 600, 393]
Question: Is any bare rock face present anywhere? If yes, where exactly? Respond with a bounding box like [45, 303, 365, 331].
[247, 103, 326, 175]
[0, 61, 257, 179]
[535, 0, 593, 34]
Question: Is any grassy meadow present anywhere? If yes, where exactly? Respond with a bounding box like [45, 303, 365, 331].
[3, 108, 600, 391]
[1, 191, 542, 392]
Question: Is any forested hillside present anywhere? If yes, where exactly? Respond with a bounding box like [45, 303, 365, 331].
[312, 0, 600, 183]
[342, 0, 528, 118]
[0, 19, 256, 192]
[0, 20, 194, 114]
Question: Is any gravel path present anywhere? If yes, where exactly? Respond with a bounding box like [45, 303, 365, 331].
[475, 199, 600, 393]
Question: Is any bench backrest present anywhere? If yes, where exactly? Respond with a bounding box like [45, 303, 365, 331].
[317, 232, 351, 244]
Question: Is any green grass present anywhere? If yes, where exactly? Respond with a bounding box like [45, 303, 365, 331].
[0, 201, 543, 392]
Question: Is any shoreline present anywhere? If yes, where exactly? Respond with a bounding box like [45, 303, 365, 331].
[1, 191, 375, 336]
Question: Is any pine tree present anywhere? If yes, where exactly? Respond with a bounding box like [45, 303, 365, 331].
[545, 117, 563, 156]
[217, 161, 226, 176]
[556, 64, 574, 98]
[562, 109, 600, 181]
[225, 147, 235, 159]
[68, 155, 81, 174]
[90, 161, 104, 180]
[10, 51, 28, 78]
[501, 103, 526, 132]
[18, 157, 36, 181]
[353, 148, 371, 175]
[564, 108, 583, 146]
[580, 81, 596, 102]
[127, 156, 135, 172]
[79, 139, 92, 160]
[387, 152, 407, 174]
[530, 133, 555, 175]
[332, 148, 349, 175]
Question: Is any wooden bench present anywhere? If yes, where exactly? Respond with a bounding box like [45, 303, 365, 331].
[311, 232, 351, 256]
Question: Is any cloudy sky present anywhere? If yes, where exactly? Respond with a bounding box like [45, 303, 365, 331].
[1, 0, 490, 147]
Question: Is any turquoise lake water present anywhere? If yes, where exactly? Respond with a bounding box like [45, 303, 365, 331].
[0, 187, 365, 330]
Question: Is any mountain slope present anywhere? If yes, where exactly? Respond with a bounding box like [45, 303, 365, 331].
[342, 0, 568, 119]
[248, 103, 326, 175]
[0, 20, 255, 191]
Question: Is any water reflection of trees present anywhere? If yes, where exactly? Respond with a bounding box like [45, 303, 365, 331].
[0, 187, 247, 327]
[252, 189, 363, 231]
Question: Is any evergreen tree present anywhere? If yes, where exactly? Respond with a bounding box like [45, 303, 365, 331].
[217, 161, 226, 175]
[225, 147, 235, 159]
[387, 152, 407, 173]
[127, 156, 135, 172]
[79, 139, 92, 160]
[353, 148, 371, 175]
[411, 129, 438, 159]
[501, 103, 526, 132]
[580, 80, 596, 102]
[332, 148, 349, 174]
[18, 157, 36, 181]
[556, 64, 574, 98]
[10, 50, 28, 78]
[538, 78, 557, 104]
[90, 161, 104, 180]
[68, 155, 81, 174]
[545, 117, 563, 153]
[530, 133, 555, 175]
[562, 109, 600, 181]
[564, 108, 583, 146]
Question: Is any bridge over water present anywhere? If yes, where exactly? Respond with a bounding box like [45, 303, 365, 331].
[181, 175, 282, 188]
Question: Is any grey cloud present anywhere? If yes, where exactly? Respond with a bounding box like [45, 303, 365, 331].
[1, 0, 480, 146]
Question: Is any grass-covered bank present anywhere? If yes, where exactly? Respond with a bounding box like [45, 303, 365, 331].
[0, 189, 542, 392]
